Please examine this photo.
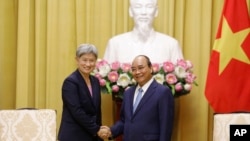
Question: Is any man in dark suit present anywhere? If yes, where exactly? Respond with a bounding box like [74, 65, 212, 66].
[100, 55, 174, 141]
[58, 44, 104, 141]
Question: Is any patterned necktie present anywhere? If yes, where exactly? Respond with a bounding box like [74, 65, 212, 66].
[133, 88, 143, 113]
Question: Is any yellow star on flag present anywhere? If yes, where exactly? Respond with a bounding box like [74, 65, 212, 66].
[213, 16, 250, 74]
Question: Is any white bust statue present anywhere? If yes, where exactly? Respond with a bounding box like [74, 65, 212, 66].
[103, 0, 184, 64]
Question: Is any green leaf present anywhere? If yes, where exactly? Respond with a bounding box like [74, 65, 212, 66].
[193, 81, 199, 86]
[170, 85, 175, 95]
[106, 81, 112, 94]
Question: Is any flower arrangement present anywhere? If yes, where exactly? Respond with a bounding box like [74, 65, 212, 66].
[92, 59, 197, 100]
[152, 59, 198, 97]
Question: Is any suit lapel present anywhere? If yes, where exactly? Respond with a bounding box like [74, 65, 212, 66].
[132, 80, 157, 115]
[76, 70, 95, 107]
[129, 86, 137, 115]
[90, 76, 99, 107]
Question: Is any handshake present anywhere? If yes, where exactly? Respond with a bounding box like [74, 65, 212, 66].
[97, 126, 112, 140]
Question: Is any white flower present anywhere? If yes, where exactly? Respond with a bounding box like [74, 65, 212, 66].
[131, 78, 137, 85]
[97, 58, 102, 62]
[174, 66, 186, 78]
[154, 73, 165, 84]
[92, 68, 98, 74]
[117, 73, 131, 88]
[98, 64, 111, 77]
[184, 83, 192, 91]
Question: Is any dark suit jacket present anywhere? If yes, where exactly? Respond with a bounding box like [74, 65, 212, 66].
[111, 80, 174, 141]
[58, 69, 103, 141]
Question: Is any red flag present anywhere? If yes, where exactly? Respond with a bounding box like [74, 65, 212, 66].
[205, 0, 250, 113]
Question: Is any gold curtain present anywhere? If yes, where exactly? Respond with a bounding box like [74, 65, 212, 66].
[1, 0, 249, 140]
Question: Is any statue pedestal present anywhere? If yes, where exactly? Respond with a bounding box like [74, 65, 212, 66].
[171, 98, 180, 141]
[113, 101, 122, 141]
[112, 93, 123, 141]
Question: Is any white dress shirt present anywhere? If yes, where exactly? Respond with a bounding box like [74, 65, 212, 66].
[133, 78, 154, 104]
